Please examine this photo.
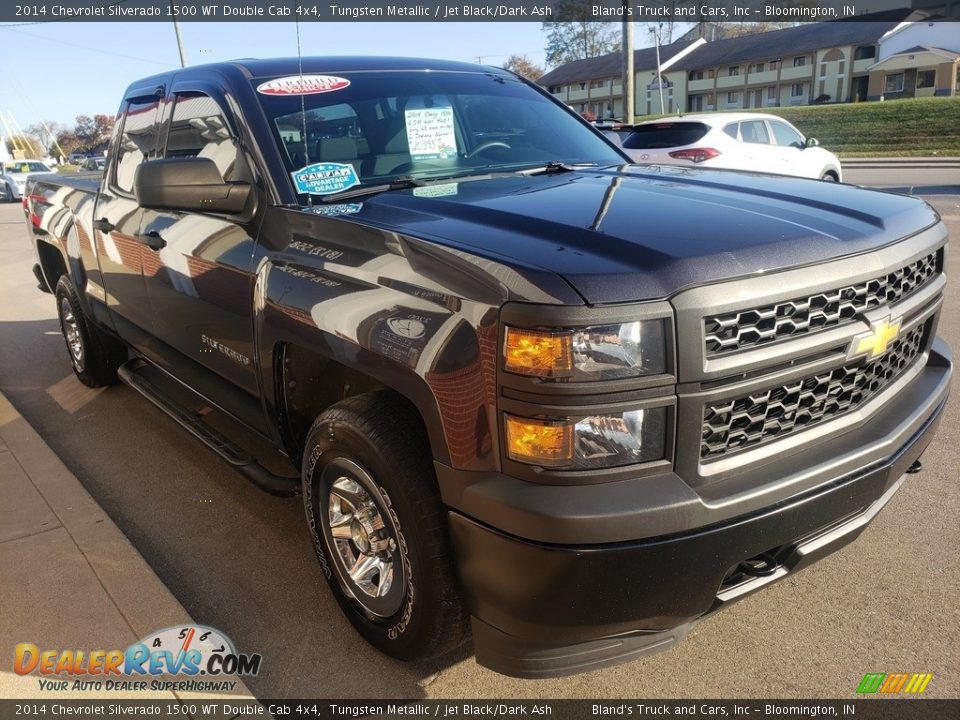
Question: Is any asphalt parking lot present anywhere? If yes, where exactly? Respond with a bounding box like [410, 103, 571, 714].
[0, 171, 958, 700]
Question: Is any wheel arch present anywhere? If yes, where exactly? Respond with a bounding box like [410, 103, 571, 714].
[273, 340, 449, 470]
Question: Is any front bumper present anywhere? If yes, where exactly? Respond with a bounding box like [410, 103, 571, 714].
[444, 338, 951, 678]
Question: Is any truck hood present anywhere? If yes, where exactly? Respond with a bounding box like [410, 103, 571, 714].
[308, 164, 939, 304]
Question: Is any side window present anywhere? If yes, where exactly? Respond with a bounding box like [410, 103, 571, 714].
[166, 93, 239, 181]
[722, 123, 739, 140]
[739, 120, 770, 145]
[770, 121, 804, 148]
[113, 99, 161, 194]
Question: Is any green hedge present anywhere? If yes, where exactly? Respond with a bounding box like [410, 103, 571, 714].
[749, 98, 960, 158]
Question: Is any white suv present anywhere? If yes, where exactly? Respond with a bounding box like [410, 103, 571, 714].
[621, 113, 842, 182]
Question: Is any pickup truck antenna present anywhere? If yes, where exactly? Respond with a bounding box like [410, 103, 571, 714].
[296, 21, 312, 206]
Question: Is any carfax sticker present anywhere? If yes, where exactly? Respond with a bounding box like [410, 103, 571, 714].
[257, 75, 351, 96]
[292, 162, 360, 195]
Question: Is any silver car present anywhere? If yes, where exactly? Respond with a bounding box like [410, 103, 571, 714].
[1, 160, 55, 201]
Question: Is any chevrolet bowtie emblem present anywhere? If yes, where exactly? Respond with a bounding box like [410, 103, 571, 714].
[849, 316, 903, 360]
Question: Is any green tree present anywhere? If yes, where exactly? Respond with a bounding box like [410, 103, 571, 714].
[503, 55, 545, 81]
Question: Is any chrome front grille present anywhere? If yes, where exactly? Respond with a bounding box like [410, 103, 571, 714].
[701, 324, 926, 460]
[704, 252, 938, 356]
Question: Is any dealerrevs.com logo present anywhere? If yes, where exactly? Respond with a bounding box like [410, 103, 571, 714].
[14, 625, 261, 693]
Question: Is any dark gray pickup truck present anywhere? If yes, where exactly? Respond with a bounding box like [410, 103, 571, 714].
[25, 57, 951, 678]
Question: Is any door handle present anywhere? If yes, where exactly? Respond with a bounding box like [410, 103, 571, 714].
[136, 230, 166, 251]
[92, 217, 115, 233]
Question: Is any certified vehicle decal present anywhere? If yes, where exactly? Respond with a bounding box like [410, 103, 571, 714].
[292, 162, 360, 195]
[405, 106, 458, 160]
[256, 74, 350, 96]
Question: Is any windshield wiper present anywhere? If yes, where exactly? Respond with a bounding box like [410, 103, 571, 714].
[319, 176, 423, 203]
[516, 161, 597, 176]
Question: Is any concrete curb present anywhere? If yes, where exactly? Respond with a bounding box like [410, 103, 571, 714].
[0, 391, 256, 705]
[843, 157, 960, 168]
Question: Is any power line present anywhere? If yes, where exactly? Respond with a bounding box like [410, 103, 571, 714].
[1, 26, 178, 67]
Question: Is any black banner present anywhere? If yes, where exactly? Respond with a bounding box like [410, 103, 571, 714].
[2, 700, 960, 720]
[1, 1, 958, 24]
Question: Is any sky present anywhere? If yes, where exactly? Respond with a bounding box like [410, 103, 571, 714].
[0, 21, 558, 132]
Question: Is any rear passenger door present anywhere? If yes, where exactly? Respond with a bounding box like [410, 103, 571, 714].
[139, 89, 264, 430]
[736, 119, 779, 174]
[94, 94, 162, 348]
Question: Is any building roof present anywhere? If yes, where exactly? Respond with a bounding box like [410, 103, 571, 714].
[673, 20, 907, 71]
[879, 44, 960, 60]
[537, 39, 700, 87]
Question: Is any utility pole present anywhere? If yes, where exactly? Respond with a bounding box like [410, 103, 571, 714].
[170, 0, 187, 67]
[622, 15, 633, 123]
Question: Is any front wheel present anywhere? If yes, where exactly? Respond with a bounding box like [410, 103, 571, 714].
[302, 392, 469, 661]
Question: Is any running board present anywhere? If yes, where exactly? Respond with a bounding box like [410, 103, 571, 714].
[118, 359, 300, 496]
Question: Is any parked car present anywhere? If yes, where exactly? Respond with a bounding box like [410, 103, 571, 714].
[79, 156, 107, 172]
[23, 58, 949, 678]
[68, 152, 87, 165]
[1, 160, 54, 201]
[622, 112, 842, 181]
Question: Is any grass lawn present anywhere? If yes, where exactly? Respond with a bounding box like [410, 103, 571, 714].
[633, 97, 960, 158]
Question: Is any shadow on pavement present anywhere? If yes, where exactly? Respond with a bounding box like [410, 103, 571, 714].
[0, 318, 473, 698]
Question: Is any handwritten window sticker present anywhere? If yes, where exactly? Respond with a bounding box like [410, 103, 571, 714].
[404, 98, 458, 161]
[292, 162, 360, 196]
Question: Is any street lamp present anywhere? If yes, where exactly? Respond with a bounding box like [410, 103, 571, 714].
[649, 24, 665, 114]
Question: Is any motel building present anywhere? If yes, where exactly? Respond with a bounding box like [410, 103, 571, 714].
[537, 10, 960, 119]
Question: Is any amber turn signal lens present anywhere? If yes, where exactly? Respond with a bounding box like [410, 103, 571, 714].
[504, 328, 573, 377]
[505, 415, 574, 467]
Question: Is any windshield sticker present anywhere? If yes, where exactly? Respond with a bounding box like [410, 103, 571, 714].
[405, 106, 458, 160]
[304, 202, 363, 217]
[257, 75, 351, 96]
[413, 183, 458, 198]
[292, 162, 360, 195]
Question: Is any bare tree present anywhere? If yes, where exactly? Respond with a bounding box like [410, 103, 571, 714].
[25, 121, 64, 154]
[542, 1, 621, 67]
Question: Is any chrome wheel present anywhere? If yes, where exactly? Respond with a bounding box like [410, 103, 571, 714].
[321, 457, 404, 618]
[60, 297, 84, 371]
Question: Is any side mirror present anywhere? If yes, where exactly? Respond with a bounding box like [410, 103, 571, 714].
[134, 157, 251, 214]
[804, 137, 820, 149]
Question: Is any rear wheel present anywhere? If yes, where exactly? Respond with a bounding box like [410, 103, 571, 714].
[302, 391, 469, 660]
[55, 276, 126, 387]
[820, 170, 839, 182]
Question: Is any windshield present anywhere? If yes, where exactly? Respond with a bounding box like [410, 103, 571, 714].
[253, 70, 624, 198]
[5, 161, 51, 174]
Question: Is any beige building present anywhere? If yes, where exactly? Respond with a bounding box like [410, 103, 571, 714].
[537, 13, 958, 119]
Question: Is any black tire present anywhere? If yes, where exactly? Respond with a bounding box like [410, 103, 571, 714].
[820, 171, 839, 182]
[55, 276, 126, 387]
[4, 183, 15, 202]
[302, 391, 469, 661]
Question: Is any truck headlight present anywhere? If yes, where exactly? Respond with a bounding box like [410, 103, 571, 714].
[504, 321, 666, 380]
[505, 406, 667, 469]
